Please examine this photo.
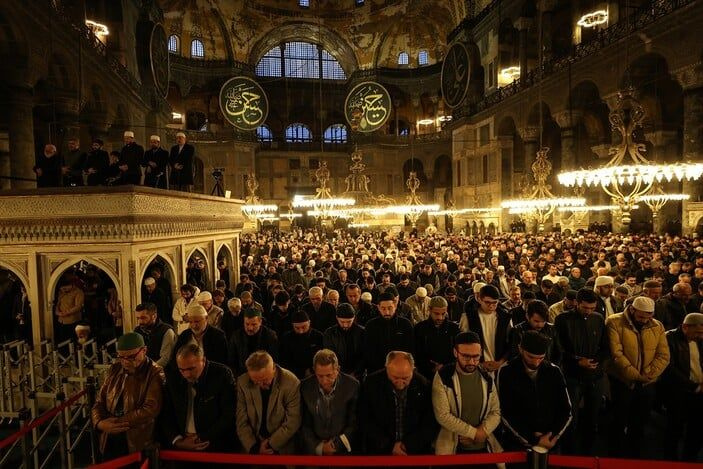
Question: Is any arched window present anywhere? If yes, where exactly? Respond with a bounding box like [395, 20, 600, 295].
[168, 35, 180, 53]
[191, 39, 204, 58]
[418, 50, 429, 66]
[256, 41, 346, 80]
[256, 125, 273, 142]
[398, 51, 409, 65]
[299, 0, 310, 6]
[324, 124, 347, 143]
[286, 124, 312, 142]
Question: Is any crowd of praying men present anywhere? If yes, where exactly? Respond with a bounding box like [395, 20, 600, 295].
[92, 229, 703, 464]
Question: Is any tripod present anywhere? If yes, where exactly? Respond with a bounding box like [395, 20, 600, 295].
[211, 174, 225, 196]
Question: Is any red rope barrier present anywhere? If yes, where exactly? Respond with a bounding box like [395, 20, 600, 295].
[139, 457, 149, 469]
[88, 452, 141, 469]
[0, 389, 87, 450]
[159, 449, 527, 466]
[597, 458, 703, 469]
[549, 455, 599, 468]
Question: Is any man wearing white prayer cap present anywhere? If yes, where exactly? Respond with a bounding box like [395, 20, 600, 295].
[142, 134, 168, 188]
[594, 275, 622, 318]
[119, 130, 144, 185]
[169, 131, 195, 191]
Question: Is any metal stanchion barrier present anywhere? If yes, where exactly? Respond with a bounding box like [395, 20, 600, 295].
[526, 446, 549, 469]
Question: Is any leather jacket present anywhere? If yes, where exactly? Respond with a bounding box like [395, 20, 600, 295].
[91, 357, 165, 454]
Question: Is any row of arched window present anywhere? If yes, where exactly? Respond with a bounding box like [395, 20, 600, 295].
[256, 124, 348, 143]
[398, 50, 429, 66]
[168, 35, 204, 58]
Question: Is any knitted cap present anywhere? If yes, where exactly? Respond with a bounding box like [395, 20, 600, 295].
[117, 332, 144, 351]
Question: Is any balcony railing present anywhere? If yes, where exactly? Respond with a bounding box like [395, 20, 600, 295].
[454, 0, 696, 120]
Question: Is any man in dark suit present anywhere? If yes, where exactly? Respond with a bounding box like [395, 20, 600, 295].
[169, 131, 195, 191]
[160, 343, 237, 452]
[142, 135, 169, 188]
[358, 350, 437, 455]
[363, 292, 414, 373]
[300, 349, 359, 455]
[228, 308, 278, 376]
[119, 130, 144, 185]
[172, 305, 228, 366]
[83, 139, 109, 186]
[142, 277, 171, 325]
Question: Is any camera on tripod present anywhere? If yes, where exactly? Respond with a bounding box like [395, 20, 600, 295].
[212, 167, 225, 180]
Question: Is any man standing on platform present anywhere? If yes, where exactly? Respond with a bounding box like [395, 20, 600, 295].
[119, 131, 144, 185]
[142, 135, 169, 188]
[170, 131, 195, 192]
[91, 333, 164, 460]
[62, 138, 86, 187]
[83, 139, 109, 186]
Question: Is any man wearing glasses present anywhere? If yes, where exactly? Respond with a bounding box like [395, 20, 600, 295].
[464, 285, 512, 373]
[91, 332, 164, 460]
[432, 332, 502, 463]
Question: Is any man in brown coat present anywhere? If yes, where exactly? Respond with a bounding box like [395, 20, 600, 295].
[91, 332, 164, 460]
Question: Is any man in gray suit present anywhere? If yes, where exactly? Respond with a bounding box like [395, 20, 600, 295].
[300, 349, 360, 455]
[236, 351, 301, 454]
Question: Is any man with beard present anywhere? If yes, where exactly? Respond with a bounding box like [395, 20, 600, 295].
[344, 283, 376, 326]
[302, 286, 337, 333]
[229, 308, 278, 375]
[594, 276, 623, 318]
[323, 303, 365, 379]
[34, 144, 62, 187]
[497, 331, 572, 451]
[172, 305, 228, 366]
[605, 296, 669, 458]
[432, 332, 501, 461]
[657, 282, 692, 330]
[363, 292, 414, 373]
[62, 138, 86, 186]
[134, 303, 176, 369]
[141, 135, 168, 188]
[222, 297, 243, 339]
[142, 277, 171, 325]
[395, 274, 418, 302]
[83, 139, 109, 186]
[443, 287, 465, 324]
[265, 290, 294, 337]
[548, 290, 577, 323]
[169, 131, 195, 192]
[119, 131, 144, 185]
[279, 310, 323, 379]
[172, 284, 197, 334]
[414, 296, 460, 380]
[195, 291, 224, 330]
[508, 300, 559, 364]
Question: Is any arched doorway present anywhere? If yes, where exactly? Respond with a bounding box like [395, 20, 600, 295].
[141, 255, 176, 325]
[51, 260, 119, 345]
[186, 248, 210, 292]
[0, 267, 31, 345]
[217, 244, 234, 289]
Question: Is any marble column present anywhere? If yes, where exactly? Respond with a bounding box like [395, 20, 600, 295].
[554, 110, 582, 171]
[519, 126, 540, 173]
[514, 18, 532, 85]
[7, 88, 36, 189]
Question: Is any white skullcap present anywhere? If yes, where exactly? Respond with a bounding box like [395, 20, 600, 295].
[186, 304, 208, 318]
[149, 135, 160, 141]
[279, 256, 286, 263]
[74, 324, 91, 331]
[143, 277, 156, 286]
[197, 291, 212, 302]
[360, 292, 372, 302]
[176, 131, 186, 138]
[594, 276, 614, 287]
[631, 296, 655, 313]
[308, 260, 316, 267]
[123, 131, 134, 138]
[416, 287, 427, 298]
[473, 282, 487, 294]
[683, 313, 703, 325]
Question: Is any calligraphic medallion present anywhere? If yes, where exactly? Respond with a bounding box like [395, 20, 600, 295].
[441, 42, 470, 108]
[149, 23, 169, 98]
[344, 81, 392, 133]
[219, 76, 269, 131]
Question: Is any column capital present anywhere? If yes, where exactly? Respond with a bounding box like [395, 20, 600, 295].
[553, 110, 583, 129]
[672, 62, 703, 90]
[519, 126, 540, 142]
[514, 17, 533, 31]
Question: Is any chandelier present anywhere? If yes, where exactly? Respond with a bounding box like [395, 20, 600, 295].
[577, 10, 608, 28]
[558, 88, 703, 226]
[398, 171, 439, 228]
[637, 184, 690, 219]
[241, 173, 277, 221]
[502, 147, 585, 231]
[292, 161, 355, 220]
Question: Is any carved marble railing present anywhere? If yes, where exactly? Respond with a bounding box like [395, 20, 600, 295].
[0, 186, 245, 244]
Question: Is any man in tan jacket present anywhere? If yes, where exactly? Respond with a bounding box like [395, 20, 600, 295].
[55, 279, 84, 343]
[605, 296, 669, 458]
[236, 351, 301, 455]
[91, 333, 164, 460]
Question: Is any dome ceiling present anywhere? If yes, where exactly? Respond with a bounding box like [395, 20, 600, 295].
[159, 0, 465, 70]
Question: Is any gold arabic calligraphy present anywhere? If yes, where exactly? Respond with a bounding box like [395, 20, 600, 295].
[348, 84, 389, 131]
[225, 85, 264, 125]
